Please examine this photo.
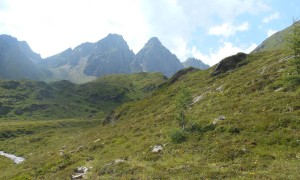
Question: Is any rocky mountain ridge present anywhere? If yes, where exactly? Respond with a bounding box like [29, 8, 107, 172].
[0, 34, 209, 82]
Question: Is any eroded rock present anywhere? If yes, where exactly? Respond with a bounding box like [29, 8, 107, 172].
[213, 115, 226, 124]
[71, 166, 89, 180]
[152, 145, 163, 153]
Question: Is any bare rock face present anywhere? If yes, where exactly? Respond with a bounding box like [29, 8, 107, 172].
[152, 145, 163, 153]
[40, 34, 135, 79]
[213, 115, 226, 124]
[131, 37, 184, 77]
[83, 34, 135, 77]
[211, 52, 248, 76]
[71, 166, 89, 179]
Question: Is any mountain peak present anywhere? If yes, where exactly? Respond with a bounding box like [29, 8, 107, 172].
[131, 37, 183, 77]
[145, 37, 162, 47]
[96, 33, 129, 50]
[102, 33, 126, 44]
[106, 33, 124, 40]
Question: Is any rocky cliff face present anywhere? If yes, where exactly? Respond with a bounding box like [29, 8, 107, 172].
[83, 34, 135, 76]
[131, 37, 183, 77]
[38, 34, 135, 82]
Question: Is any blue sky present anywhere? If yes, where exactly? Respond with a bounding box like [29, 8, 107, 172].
[0, 0, 299, 65]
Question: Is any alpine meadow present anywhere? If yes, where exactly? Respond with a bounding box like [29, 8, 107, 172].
[0, 1, 299, 179]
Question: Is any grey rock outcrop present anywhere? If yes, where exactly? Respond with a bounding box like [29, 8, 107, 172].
[213, 115, 226, 124]
[211, 52, 248, 76]
[152, 145, 163, 153]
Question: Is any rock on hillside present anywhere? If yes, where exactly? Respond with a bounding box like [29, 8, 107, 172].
[183, 57, 210, 69]
[131, 37, 184, 77]
[211, 52, 248, 76]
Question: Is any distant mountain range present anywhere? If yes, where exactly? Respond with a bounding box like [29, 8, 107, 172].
[182, 57, 210, 69]
[38, 34, 135, 83]
[0, 33, 210, 83]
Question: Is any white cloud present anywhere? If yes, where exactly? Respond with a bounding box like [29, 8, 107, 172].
[267, 29, 277, 37]
[0, 0, 269, 61]
[139, 0, 268, 64]
[263, 12, 280, 23]
[190, 42, 257, 66]
[0, 0, 150, 57]
[170, 39, 257, 66]
[208, 22, 249, 37]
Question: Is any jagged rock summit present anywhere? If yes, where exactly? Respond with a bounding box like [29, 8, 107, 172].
[38, 33, 135, 83]
[131, 37, 184, 77]
[83, 33, 134, 77]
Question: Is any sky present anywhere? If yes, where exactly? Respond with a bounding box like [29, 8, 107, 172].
[0, 0, 299, 66]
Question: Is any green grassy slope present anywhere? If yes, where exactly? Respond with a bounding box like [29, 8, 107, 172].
[0, 51, 299, 179]
[0, 72, 166, 120]
[82, 50, 298, 179]
[252, 21, 299, 53]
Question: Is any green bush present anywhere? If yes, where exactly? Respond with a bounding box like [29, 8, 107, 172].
[187, 123, 202, 133]
[201, 124, 216, 133]
[228, 127, 240, 134]
[170, 129, 187, 143]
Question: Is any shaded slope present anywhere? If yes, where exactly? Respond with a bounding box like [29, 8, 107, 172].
[0, 35, 45, 80]
[0, 72, 166, 119]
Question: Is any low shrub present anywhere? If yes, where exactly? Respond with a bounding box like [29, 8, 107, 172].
[170, 129, 187, 143]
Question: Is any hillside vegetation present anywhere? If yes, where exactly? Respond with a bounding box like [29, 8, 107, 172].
[0, 49, 299, 179]
[0, 72, 166, 120]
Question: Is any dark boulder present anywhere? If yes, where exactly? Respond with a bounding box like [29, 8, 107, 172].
[23, 104, 49, 112]
[211, 52, 248, 76]
[15, 108, 23, 115]
[0, 105, 13, 115]
[168, 67, 200, 85]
